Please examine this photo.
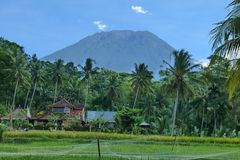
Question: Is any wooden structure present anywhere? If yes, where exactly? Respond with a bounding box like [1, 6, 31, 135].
[1, 99, 85, 127]
[49, 99, 85, 120]
[0, 108, 30, 121]
[30, 99, 85, 123]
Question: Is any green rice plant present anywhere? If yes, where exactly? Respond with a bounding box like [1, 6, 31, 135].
[0, 156, 129, 160]
[3, 130, 240, 144]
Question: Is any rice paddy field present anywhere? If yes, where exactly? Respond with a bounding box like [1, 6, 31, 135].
[0, 131, 240, 160]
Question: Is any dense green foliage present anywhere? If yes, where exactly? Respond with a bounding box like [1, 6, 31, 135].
[0, 0, 240, 137]
[0, 36, 240, 137]
[0, 123, 7, 142]
[210, 0, 240, 98]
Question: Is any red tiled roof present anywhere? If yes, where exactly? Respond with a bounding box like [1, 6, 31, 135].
[74, 104, 85, 110]
[49, 98, 75, 109]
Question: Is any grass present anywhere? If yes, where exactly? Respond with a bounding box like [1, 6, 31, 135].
[0, 156, 129, 160]
[4, 130, 240, 144]
[1, 131, 240, 159]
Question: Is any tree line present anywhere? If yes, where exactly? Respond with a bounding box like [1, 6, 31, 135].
[0, 0, 239, 136]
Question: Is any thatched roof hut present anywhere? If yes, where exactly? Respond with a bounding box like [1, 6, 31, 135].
[0, 108, 30, 120]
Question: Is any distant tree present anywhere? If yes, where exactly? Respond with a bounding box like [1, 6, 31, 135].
[1, 45, 30, 128]
[65, 62, 79, 75]
[143, 93, 156, 123]
[161, 49, 200, 136]
[80, 58, 98, 107]
[207, 84, 231, 136]
[115, 107, 142, 133]
[28, 54, 44, 109]
[51, 59, 65, 103]
[106, 73, 121, 109]
[191, 88, 208, 136]
[130, 63, 153, 109]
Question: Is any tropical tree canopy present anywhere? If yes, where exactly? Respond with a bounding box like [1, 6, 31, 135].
[130, 63, 153, 108]
[161, 49, 200, 135]
[210, 0, 240, 98]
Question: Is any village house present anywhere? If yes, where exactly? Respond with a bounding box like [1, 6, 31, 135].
[31, 99, 85, 125]
[0, 99, 117, 129]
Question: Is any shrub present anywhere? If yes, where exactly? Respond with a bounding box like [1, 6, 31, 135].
[89, 117, 105, 132]
[0, 104, 7, 117]
[45, 122, 55, 130]
[0, 123, 7, 142]
[64, 120, 88, 131]
[34, 122, 46, 130]
[13, 120, 33, 130]
[115, 107, 142, 133]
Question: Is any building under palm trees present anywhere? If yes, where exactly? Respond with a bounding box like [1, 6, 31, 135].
[0, 98, 118, 129]
[31, 99, 85, 124]
[0, 108, 31, 122]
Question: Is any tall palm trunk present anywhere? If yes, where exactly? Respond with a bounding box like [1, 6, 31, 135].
[171, 85, 179, 136]
[53, 80, 58, 103]
[214, 109, 217, 137]
[77, 87, 81, 104]
[111, 100, 114, 109]
[84, 79, 89, 107]
[29, 82, 37, 109]
[200, 106, 205, 136]
[133, 86, 140, 109]
[24, 88, 30, 109]
[10, 77, 19, 129]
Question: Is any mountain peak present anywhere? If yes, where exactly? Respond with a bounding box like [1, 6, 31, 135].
[43, 30, 174, 76]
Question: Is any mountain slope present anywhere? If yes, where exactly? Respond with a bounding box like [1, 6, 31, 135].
[42, 30, 174, 75]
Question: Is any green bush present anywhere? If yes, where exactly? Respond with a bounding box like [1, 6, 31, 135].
[0, 123, 7, 142]
[115, 107, 142, 133]
[0, 104, 7, 117]
[34, 122, 46, 130]
[64, 120, 88, 131]
[45, 122, 55, 130]
[13, 120, 33, 130]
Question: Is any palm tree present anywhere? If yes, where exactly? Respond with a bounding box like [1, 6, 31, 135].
[191, 89, 208, 136]
[143, 93, 156, 123]
[0, 49, 10, 69]
[2, 46, 30, 128]
[210, 0, 240, 98]
[106, 73, 121, 109]
[207, 84, 231, 136]
[67, 76, 83, 104]
[210, 0, 240, 57]
[130, 63, 153, 109]
[161, 49, 200, 136]
[51, 59, 65, 103]
[192, 56, 230, 136]
[80, 58, 98, 107]
[28, 54, 44, 109]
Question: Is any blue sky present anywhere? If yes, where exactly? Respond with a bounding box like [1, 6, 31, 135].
[0, 0, 230, 62]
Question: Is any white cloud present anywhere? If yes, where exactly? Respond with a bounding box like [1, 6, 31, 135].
[131, 5, 149, 14]
[93, 21, 107, 31]
[195, 59, 210, 67]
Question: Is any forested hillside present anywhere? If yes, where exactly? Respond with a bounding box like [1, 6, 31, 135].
[0, 0, 240, 137]
[0, 36, 239, 136]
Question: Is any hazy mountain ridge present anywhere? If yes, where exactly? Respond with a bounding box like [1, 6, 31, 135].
[42, 30, 175, 75]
